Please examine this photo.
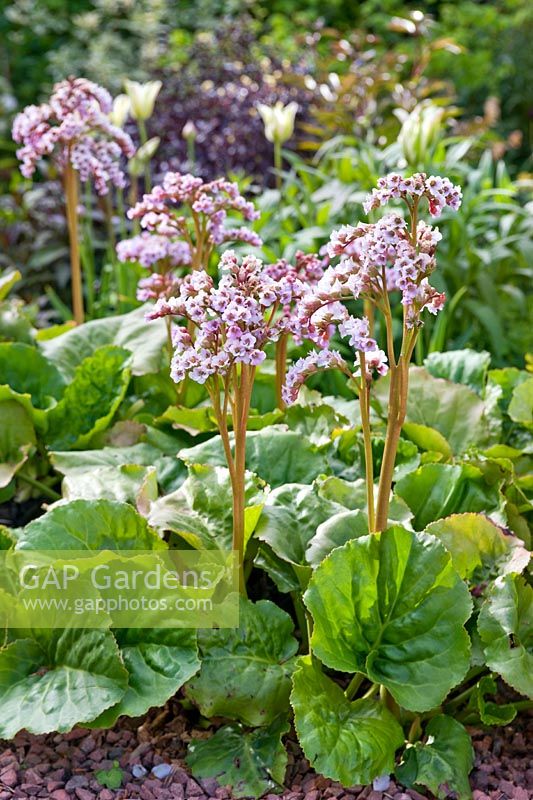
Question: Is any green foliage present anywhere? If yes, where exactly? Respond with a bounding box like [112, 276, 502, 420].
[187, 717, 289, 798]
[396, 715, 474, 800]
[185, 599, 298, 726]
[291, 656, 404, 786]
[305, 528, 472, 712]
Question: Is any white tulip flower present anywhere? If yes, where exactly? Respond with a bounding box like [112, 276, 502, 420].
[109, 93, 131, 128]
[257, 101, 298, 144]
[124, 80, 162, 121]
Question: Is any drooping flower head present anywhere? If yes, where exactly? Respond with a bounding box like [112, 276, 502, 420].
[12, 77, 135, 195]
[146, 250, 297, 386]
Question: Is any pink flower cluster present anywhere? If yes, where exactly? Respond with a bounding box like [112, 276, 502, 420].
[263, 250, 325, 342]
[116, 233, 192, 269]
[282, 172, 461, 405]
[127, 172, 262, 249]
[363, 172, 462, 217]
[12, 77, 135, 195]
[146, 251, 301, 385]
[300, 209, 446, 339]
[282, 343, 388, 405]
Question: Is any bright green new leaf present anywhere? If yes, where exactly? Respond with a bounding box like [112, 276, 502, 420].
[185, 599, 298, 726]
[396, 715, 473, 800]
[0, 269, 22, 301]
[179, 427, 329, 487]
[478, 574, 533, 698]
[187, 717, 289, 798]
[291, 656, 404, 786]
[61, 464, 158, 510]
[305, 528, 472, 711]
[426, 513, 530, 582]
[395, 463, 501, 530]
[15, 499, 166, 551]
[0, 400, 36, 487]
[148, 464, 264, 551]
[0, 629, 128, 737]
[508, 377, 533, 429]
[45, 346, 131, 450]
[91, 628, 200, 727]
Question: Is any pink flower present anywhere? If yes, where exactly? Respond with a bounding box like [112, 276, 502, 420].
[12, 77, 134, 195]
[283, 349, 348, 405]
[363, 171, 462, 218]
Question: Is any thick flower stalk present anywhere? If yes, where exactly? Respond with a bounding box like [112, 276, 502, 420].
[149, 251, 302, 591]
[12, 77, 135, 324]
[263, 250, 325, 408]
[284, 172, 462, 531]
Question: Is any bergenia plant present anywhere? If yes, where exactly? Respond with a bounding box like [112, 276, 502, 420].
[12, 77, 135, 324]
[284, 172, 462, 530]
[148, 250, 303, 590]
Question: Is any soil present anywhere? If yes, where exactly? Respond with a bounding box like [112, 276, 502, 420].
[0, 701, 531, 800]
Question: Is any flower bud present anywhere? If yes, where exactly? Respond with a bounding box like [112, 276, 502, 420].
[397, 102, 445, 167]
[182, 120, 197, 141]
[128, 136, 160, 176]
[257, 101, 298, 145]
[109, 93, 130, 128]
[124, 80, 162, 121]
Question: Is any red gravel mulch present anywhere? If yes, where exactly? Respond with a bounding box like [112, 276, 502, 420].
[0, 702, 531, 800]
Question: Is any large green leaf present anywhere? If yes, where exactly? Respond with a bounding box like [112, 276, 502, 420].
[508, 377, 533, 429]
[395, 463, 502, 530]
[179, 427, 329, 487]
[185, 599, 298, 726]
[45, 346, 131, 450]
[291, 656, 404, 786]
[305, 528, 472, 711]
[424, 349, 491, 394]
[284, 403, 349, 447]
[187, 717, 289, 799]
[51, 440, 185, 493]
[375, 367, 498, 454]
[15, 499, 165, 551]
[316, 476, 413, 525]
[91, 628, 200, 727]
[396, 715, 473, 800]
[425, 513, 530, 583]
[0, 400, 36, 488]
[0, 342, 65, 412]
[60, 464, 158, 511]
[40, 305, 166, 379]
[306, 509, 370, 568]
[255, 483, 343, 586]
[148, 464, 265, 551]
[0, 629, 128, 737]
[478, 574, 533, 698]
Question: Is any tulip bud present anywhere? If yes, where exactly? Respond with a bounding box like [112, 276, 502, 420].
[257, 101, 298, 145]
[182, 120, 197, 141]
[109, 93, 130, 128]
[128, 136, 160, 177]
[124, 80, 162, 121]
[397, 102, 445, 167]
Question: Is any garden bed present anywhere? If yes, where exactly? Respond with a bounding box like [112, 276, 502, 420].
[1, 704, 531, 800]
